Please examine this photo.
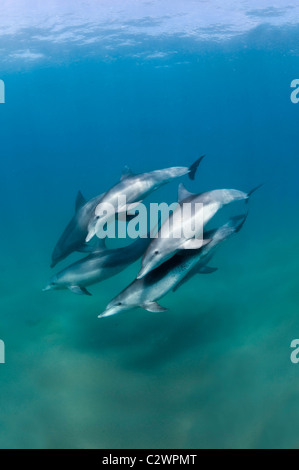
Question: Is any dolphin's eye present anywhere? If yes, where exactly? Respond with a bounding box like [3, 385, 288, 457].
[50, 282, 55, 286]
[117, 302, 122, 306]
[96, 216, 100, 220]
[154, 250, 159, 255]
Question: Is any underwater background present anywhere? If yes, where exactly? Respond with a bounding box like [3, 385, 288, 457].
[0, 0, 299, 449]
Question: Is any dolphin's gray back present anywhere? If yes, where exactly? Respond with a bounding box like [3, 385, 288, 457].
[98, 166, 190, 207]
[193, 189, 247, 205]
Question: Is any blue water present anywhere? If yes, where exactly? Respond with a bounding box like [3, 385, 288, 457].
[1, 3, 299, 449]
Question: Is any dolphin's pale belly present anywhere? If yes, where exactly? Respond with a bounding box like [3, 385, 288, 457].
[97, 167, 190, 211]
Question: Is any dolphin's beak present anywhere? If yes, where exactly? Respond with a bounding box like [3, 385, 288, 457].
[98, 306, 120, 318]
[42, 284, 52, 292]
[85, 229, 95, 243]
[136, 265, 151, 279]
[86, 218, 96, 242]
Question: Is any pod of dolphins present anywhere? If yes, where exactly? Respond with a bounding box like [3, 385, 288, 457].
[44, 156, 259, 318]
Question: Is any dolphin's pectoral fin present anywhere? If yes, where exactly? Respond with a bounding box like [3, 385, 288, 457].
[68, 286, 92, 296]
[179, 238, 211, 250]
[142, 301, 167, 313]
[178, 183, 196, 203]
[120, 165, 134, 181]
[198, 266, 218, 274]
[75, 190, 87, 212]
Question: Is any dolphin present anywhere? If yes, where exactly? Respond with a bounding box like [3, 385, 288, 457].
[172, 213, 247, 292]
[85, 156, 205, 243]
[136, 184, 250, 279]
[51, 190, 105, 268]
[44, 235, 153, 296]
[98, 214, 247, 318]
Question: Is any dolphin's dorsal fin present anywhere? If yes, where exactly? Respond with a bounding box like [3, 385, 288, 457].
[178, 183, 195, 203]
[75, 190, 87, 212]
[121, 165, 134, 181]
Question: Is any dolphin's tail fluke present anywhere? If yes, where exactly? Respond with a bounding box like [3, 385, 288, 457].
[188, 154, 205, 180]
[246, 183, 264, 203]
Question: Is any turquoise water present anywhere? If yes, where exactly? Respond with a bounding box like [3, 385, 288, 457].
[1, 1, 299, 449]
